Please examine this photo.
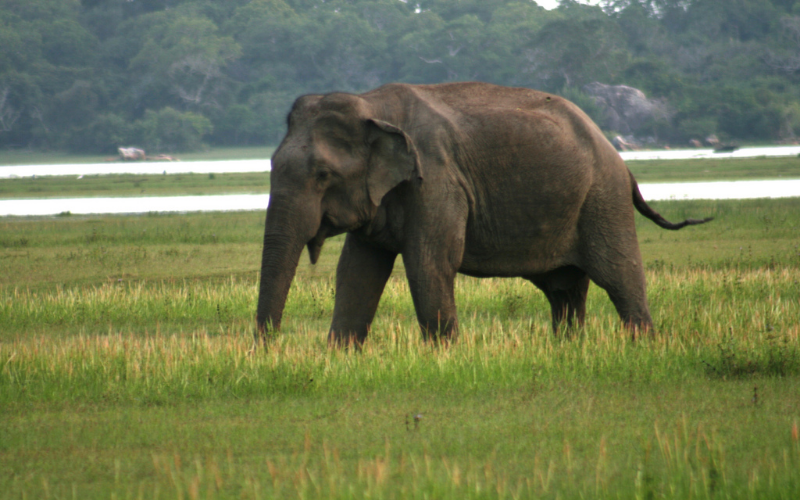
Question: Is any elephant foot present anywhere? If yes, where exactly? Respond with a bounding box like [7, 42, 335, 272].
[626, 318, 654, 341]
[420, 318, 459, 345]
[327, 330, 367, 350]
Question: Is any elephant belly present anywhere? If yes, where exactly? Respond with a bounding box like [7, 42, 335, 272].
[459, 231, 579, 278]
[457, 186, 584, 277]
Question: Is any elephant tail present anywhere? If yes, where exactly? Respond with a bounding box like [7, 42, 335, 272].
[629, 171, 714, 230]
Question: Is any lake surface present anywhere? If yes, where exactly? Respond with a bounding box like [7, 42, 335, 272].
[2, 146, 799, 216]
[619, 145, 800, 161]
[2, 145, 800, 178]
[0, 194, 270, 217]
[1, 179, 799, 216]
[0, 159, 270, 178]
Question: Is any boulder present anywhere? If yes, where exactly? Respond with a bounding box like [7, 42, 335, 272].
[582, 82, 670, 136]
[612, 135, 638, 151]
[118, 147, 145, 161]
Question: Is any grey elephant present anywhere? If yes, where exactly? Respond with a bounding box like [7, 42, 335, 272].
[256, 82, 711, 345]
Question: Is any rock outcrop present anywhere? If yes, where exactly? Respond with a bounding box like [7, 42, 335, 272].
[582, 82, 670, 136]
[118, 147, 146, 161]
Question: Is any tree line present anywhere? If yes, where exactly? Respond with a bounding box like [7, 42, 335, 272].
[2, 0, 800, 154]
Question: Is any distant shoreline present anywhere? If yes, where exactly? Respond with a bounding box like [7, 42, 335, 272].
[3, 145, 800, 179]
[3, 179, 800, 217]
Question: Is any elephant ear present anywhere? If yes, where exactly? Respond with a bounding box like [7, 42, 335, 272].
[366, 119, 422, 207]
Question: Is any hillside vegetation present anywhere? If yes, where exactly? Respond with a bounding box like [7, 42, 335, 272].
[2, 0, 800, 153]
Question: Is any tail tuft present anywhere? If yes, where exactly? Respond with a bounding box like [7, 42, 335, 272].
[629, 171, 714, 230]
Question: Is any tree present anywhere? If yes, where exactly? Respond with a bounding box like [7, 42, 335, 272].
[487, 1, 560, 85]
[68, 112, 134, 154]
[225, 0, 305, 86]
[397, 13, 489, 82]
[681, 0, 779, 42]
[0, 71, 44, 147]
[611, 1, 671, 56]
[3, 0, 800, 149]
[212, 104, 260, 145]
[0, 19, 43, 73]
[521, 14, 630, 89]
[418, 0, 511, 22]
[290, 10, 389, 91]
[138, 107, 212, 152]
[766, 15, 800, 76]
[37, 19, 98, 67]
[128, 13, 241, 111]
[50, 80, 99, 134]
[0, 0, 80, 21]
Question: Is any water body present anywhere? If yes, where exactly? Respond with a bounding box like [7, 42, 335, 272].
[0, 194, 270, 217]
[639, 179, 800, 201]
[0, 159, 270, 179]
[619, 145, 800, 161]
[2, 145, 800, 179]
[2, 179, 799, 217]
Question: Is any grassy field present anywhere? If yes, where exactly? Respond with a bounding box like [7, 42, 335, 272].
[0, 146, 276, 166]
[2, 194, 800, 498]
[2, 150, 800, 200]
[627, 156, 800, 182]
[0, 172, 270, 199]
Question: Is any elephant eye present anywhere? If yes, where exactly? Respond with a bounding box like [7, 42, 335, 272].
[317, 170, 330, 181]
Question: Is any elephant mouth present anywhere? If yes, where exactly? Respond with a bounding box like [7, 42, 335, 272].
[307, 218, 332, 265]
[306, 214, 364, 265]
[307, 229, 327, 265]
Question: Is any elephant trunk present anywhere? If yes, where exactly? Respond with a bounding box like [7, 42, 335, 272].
[255, 197, 317, 340]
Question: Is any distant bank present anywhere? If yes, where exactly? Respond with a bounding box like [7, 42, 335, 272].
[0, 160, 270, 179]
[619, 145, 800, 161]
[2, 179, 800, 217]
[2, 145, 800, 179]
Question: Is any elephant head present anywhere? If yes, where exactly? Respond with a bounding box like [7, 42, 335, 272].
[256, 93, 422, 339]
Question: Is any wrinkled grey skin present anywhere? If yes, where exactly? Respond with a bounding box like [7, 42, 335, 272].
[256, 82, 711, 345]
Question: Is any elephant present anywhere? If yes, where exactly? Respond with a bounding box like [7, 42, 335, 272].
[256, 82, 711, 345]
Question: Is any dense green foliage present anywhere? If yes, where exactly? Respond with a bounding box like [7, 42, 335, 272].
[2, 0, 800, 153]
[1, 197, 800, 498]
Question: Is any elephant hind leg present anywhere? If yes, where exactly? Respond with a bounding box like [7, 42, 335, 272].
[577, 206, 654, 338]
[529, 266, 590, 334]
[582, 254, 653, 338]
[605, 285, 653, 338]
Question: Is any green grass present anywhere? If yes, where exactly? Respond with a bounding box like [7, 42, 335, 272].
[2, 199, 800, 498]
[627, 156, 800, 182]
[0, 146, 276, 165]
[2, 155, 799, 201]
[0, 172, 270, 198]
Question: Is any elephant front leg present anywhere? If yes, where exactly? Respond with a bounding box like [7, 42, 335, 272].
[401, 190, 467, 343]
[403, 247, 461, 343]
[329, 234, 397, 347]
